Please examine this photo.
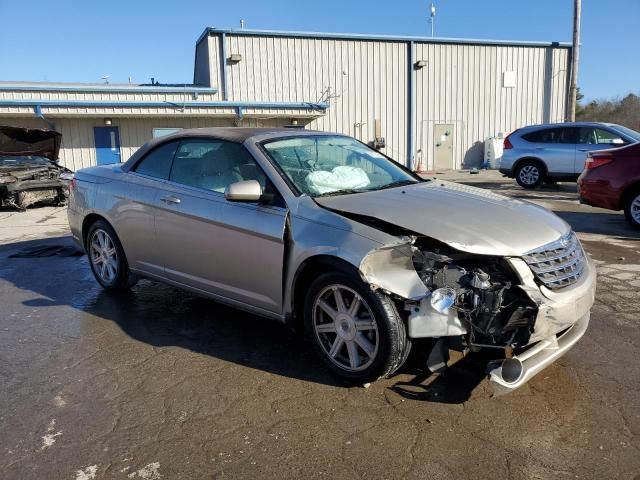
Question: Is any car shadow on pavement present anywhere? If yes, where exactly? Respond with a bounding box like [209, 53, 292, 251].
[389, 346, 500, 404]
[553, 211, 640, 238]
[0, 236, 367, 390]
[0, 236, 506, 401]
[457, 180, 578, 200]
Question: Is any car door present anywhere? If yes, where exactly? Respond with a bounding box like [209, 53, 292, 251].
[576, 127, 627, 173]
[522, 127, 576, 175]
[117, 140, 180, 278]
[154, 138, 287, 315]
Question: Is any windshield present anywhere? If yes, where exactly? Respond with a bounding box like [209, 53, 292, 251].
[611, 125, 640, 143]
[0, 155, 53, 167]
[262, 136, 421, 197]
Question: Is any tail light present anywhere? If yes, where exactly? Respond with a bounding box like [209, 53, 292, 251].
[585, 153, 614, 170]
[68, 177, 77, 192]
[503, 135, 514, 150]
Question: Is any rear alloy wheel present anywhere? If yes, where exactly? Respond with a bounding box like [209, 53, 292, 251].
[304, 272, 410, 383]
[87, 220, 138, 290]
[624, 191, 640, 229]
[515, 161, 544, 189]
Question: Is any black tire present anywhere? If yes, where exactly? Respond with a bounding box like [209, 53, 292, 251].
[515, 160, 544, 189]
[86, 220, 138, 290]
[304, 271, 411, 383]
[624, 189, 640, 230]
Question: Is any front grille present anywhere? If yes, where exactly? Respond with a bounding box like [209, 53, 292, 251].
[521, 232, 585, 290]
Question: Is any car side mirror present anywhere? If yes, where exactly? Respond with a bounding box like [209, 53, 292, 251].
[224, 180, 263, 202]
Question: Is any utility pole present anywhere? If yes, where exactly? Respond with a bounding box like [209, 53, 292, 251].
[429, 3, 436, 37]
[568, 0, 581, 121]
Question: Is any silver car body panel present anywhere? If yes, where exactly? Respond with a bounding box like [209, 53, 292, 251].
[150, 177, 287, 313]
[315, 180, 570, 256]
[69, 128, 597, 393]
[359, 240, 429, 300]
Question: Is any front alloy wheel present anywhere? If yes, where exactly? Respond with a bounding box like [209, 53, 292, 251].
[313, 285, 379, 372]
[304, 271, 411, 383]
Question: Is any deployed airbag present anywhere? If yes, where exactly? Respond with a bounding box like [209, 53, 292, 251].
[305, 166, 370, 194]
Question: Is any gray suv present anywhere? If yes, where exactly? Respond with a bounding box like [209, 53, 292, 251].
[499, 122, 640, 188]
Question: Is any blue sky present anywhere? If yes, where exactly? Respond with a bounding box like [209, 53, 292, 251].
[1, 0, 638, 101]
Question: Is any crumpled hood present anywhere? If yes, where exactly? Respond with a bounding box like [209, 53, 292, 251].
[0, 126, 62, 161]
[315, 180, 570, 256]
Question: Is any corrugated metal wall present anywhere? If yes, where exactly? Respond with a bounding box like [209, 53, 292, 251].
[208, 32, 570, 169]
[0, 32, 570, 171]
[0, 116, 291, 170]
[193, 35, 223, 95]
[224, 35, 409, 164]
[413, 43, 569, 168]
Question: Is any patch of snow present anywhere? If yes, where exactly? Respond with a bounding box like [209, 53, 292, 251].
[75, 465, 98, 480]
[127, 462, 162, 479]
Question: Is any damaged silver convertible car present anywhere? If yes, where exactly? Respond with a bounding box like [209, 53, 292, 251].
[68, 128, 596, 394]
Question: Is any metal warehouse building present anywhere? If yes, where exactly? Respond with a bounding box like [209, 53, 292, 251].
[0, 28, 572, 171]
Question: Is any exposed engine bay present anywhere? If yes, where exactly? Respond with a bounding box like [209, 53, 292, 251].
[0, 162, 71, 209]
[0, 126, 72, 210]
[338, 209, 542, 351]
[411, 238, 538, 349]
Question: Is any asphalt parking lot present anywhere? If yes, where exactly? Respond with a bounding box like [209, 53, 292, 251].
[1, 171, 639, 480]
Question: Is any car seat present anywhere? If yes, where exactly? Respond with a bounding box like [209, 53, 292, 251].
[199, 146, 242, 193]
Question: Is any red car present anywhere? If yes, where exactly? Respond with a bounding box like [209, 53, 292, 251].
[578, 142, 640, 229]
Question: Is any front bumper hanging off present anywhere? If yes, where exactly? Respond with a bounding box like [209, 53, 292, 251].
[487, 311, 590, 395]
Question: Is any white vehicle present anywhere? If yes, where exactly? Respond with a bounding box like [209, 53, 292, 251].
[499, 122, 640, 188]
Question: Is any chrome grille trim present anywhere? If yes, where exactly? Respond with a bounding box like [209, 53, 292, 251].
[521, 232, 585, 290]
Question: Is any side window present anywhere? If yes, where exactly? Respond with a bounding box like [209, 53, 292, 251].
[522, 128, 552, 143]
[133, 141, 179, 179]
[523, 128, 575, 144]
[577, 127, 625, 145]
[594, 128, 625, 145]
[560, 127, 579, 143]
[578, 128, 597, 144]
[169, 139, 267, 194]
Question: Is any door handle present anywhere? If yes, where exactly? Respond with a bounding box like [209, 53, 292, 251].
[535, 147, 545, 150]
[578, 148, 591, 152]
[160, 195, 181, 205]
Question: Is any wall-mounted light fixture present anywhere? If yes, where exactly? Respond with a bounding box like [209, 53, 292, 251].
[414, 60, 428, 70]
[284, 118, 304, 129]
[104, 118, 112, 126]
[228, 53, 243, 64]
